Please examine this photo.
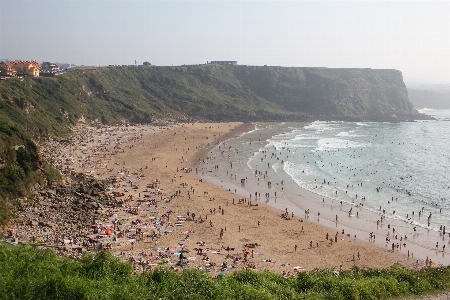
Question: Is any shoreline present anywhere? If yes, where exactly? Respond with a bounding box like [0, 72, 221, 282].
[6, 122, 423, 275]
[195, 122, 450, 266]
[190, 122, 256, 167]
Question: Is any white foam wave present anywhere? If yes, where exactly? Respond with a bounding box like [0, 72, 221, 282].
[304, 121, 337, 132]
[283, 161, 316, 183]
[272, 162, 282, 173]
[247, 156, 258, 170]
[265, 140, 289, 150]
[276, 132, 300, 142]
[336, 131, 363, 137]
[292, 135, 320, 141]
[418, 108, 434, 113]
[238, 124, 257, 137]
[268, 139, 314, 150]
[316, 138, 371, 151]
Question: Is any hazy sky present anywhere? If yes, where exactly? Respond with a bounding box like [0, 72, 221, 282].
[1, 0, 450, 84]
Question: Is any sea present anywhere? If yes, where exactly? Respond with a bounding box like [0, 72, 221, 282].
[196, 109, 450, 263]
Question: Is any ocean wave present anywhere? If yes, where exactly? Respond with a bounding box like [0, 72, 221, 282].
[238, 124, 257, 137]
[418, 108, 435, 113]
[292, 135, 320, 141]
[304, 121, 338, 132]
[272, 162, 282, 173]
[336, 131, 363, 137]
[316, 138, 371, 151]
[265, 140, 290, 150]
[274, 131, 292, 137]
[246, 156, 258, 170]
[267, 139, 314, 149]
[283, 161, 317, 184]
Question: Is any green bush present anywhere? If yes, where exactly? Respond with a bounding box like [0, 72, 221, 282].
[1, 246, 450, 299]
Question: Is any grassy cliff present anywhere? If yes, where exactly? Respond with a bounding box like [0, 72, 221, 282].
[0, 65, 420, 131]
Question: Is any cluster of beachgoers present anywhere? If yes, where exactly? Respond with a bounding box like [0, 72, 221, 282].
[4, 122, 431, 276]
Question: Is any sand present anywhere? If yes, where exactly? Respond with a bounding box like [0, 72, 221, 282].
[38, 122, 422, 276]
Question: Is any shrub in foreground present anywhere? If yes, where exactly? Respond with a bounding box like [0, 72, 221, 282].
[1, 246, 450, 299]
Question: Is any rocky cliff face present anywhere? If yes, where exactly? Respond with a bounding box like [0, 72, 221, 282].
[233, 66, 421, 121]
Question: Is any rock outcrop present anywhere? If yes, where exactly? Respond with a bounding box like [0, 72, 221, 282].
[9, 173, 112, 258]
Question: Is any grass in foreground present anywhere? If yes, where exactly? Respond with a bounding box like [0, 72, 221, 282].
[1, 246, 450, 300]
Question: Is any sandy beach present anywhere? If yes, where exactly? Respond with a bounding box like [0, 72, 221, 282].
[9, 121, 427, 276]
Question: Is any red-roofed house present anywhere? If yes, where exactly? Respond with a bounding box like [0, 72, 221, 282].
[0, 60, 41, 77]
[0, 65, 17, 77]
